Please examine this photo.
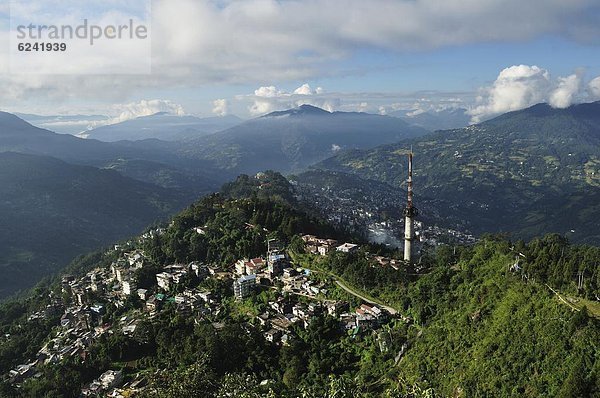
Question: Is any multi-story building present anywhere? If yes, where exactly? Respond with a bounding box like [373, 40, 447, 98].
[156, 272, 172, 291]
[233, 274, 256, 300]
[122, 280, 136, 296]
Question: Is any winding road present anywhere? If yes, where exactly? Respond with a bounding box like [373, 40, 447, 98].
[335, 280, 398, 315]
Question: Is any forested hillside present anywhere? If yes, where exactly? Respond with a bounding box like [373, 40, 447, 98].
[0, 152, 190, 298]
[0, 174, 598, 397]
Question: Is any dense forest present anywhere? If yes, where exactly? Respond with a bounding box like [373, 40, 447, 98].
[0, 173, 598, 397]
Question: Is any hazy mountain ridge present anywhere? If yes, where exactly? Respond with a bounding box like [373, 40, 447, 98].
[0, 152, 191, 298]
[81, 113, 243, 142]
[181, 104, 428, 174]
[0, 111, 227, 190]
[389, 107, 471, 131]
[15, 113, 109, 135]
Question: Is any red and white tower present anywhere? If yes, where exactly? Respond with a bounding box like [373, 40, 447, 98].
[403, 151, 418, 262]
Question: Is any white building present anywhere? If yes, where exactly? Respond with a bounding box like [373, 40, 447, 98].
[137, 289, 148, 301]
[122, 280, 136, 296]
[233, 274, 256, 300]
[336, 243, 359, 253]
[156, 272, 172, 291]
[235, 259, 248, 275]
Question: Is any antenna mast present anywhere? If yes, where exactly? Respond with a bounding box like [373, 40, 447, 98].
[403, 151, 418, 262]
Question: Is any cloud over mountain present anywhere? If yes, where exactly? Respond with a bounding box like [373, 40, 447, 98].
[469, 65, 597, 122]
[212, 99, 229, 116]
[80, 99, 186, 131]
[549, 72, 583, 109]
[589, 76, 600, 99]
[245, 84, 336, 116]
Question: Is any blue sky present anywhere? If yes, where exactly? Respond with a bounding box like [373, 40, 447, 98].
[1, 0, 599, 124]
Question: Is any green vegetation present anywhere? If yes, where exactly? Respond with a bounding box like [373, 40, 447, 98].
[0, 152, 190, 299]
[0, 172, 598, 397]
[313, 101, 600, 244]
[396, 236, 600, 397]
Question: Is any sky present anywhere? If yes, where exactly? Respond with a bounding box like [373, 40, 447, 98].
[1, 0, 600, 126]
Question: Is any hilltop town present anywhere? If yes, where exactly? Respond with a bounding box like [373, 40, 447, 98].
[7, 226, 408, 396]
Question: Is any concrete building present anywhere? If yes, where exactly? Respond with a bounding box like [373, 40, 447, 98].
[156, 272, 172, 291]
[122, 280, 136, 296]
[233, 274, 256, 300]
[336, 243, 359, 253]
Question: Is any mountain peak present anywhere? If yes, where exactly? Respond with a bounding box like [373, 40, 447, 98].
[263, 104, 331, 118]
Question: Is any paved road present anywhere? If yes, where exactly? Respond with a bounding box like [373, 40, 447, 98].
[291, 254, 400, 315]
[335, 280, 398, 315]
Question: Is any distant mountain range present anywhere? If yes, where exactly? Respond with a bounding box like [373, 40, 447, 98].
[1, 106, 431, 180]
[389, 107, 472, 131]
[15, 113, 109, 135]
[0, 152, 191, 298]
[3, 101, 600, 297]
[181, 104, 428, 174]
[0, 111, 224, 192]
[0, 105, 430, 295]
[16, 112, 244, 141]
[80, 113, 243, 142]
[310, 101, 600, 243]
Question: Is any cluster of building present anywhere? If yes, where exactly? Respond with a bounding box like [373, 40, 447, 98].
[419, 224, 476, 246]
[301, 235, 359, 256]
[8, 275, 114, 386]
[255, 291, 391, 345]
[226, 237, 395, 345]
[80, 369, 147, 397]
[302, 234, 406, 270]
[6, 228, 403, 393]
[81, 370, 123, 396]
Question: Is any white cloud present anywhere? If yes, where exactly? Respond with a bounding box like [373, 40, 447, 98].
[549, 73, 583, 108]
[2, 0, 600, 109]
[109, 99, 185, 123]
[249, 99, 276, 116]
[247, 83, 334, 115]
[212, 99, 229, 116]
[469, 65, 598, 122]
[405, 108, 428, 117]
[255, 86, 286, 98]
[589, 76, 600, 99]
[469, 65, 551, 122]
[355, 102, 369, 112]
[294, 84, 313, 95]
[240, 84, 474, 117]
[293, 83, 323, 95]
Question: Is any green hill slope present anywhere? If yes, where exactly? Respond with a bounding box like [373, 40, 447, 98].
[0, 173, 597, 397]
[396, 236, 600, 397]
[0, 152, 190, 298]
